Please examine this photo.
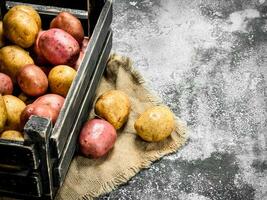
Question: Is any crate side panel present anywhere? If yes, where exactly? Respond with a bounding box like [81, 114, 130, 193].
[0, 142, 39, 169]
[0, 172, 42, 197]
[54, 31, 112, 186]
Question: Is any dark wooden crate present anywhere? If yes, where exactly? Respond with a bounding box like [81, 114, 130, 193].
[0, 0, 112, 199]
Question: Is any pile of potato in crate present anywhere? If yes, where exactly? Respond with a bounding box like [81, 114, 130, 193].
[0, 5, 88, 140]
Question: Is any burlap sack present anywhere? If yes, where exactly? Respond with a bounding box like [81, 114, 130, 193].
[55, 54, 187, 200]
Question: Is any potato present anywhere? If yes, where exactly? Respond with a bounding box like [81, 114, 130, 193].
[0, 21, 5, 48]
[34, 94, 65, 116]
[74, 38, 90, 70]
[3, 9, 39, 48]
[20, 103, 58, 126]
[17, 64, 48, 96]
[95, 90, 131, 130]
[48, 65, 77, 97]
[0, 45, 34, 82]
[0, 94, 7, 132]
[79, 119, 117, 158]
[3, 95, 26, 131]
[8, 5, 41, 31]
[0, 73, 13, 95]
[1, 130, 24, 141]
[39, 28, 80, 66]
[134, 106, 175, 142]
[21, 94, 64, 126]
[50, 12, 84, 45]
[32, 31, 48, 65]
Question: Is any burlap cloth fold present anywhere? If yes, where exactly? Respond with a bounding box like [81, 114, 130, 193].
[55, 54, 187, 200]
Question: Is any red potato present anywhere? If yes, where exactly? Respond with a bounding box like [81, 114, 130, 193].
[20, 103, 58, 126]
[17, 64, 48, 97]
[0, 73, 13, 95]
[79, 119, 117, 158]
[74, 38, 90, 70]
[39, 28, 80, 66]
[34, 94, 65, 116]
[32, 31, 48, 66]
[50, 12, 85, 45]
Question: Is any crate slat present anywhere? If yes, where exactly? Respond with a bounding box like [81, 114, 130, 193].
[0, 171, 42, 198]
[0, 141, 39, 170]
[24, 116, 55, 199]
[4, 0, 88, 10]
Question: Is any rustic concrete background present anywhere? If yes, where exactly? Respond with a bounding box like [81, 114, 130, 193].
[99, 0, 267, 199]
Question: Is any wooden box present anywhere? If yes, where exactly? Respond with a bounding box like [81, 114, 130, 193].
[0, 0, 112, 199]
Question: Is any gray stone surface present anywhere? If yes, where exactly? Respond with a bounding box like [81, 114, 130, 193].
[99, 0, 267, 199]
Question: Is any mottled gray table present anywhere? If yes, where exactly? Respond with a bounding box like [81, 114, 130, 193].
[99, 0, 267, 200]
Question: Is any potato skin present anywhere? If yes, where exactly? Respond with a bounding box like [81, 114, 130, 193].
[34, 94, 65, 117]
[21, 94, 64, 126]
[48, 65, 77, 97]
[0, 21, 5, 48]
[0, 73, 13, 95]
[0, 95, 7, 132]
[17, 64, 48, 97]
[8, 5, 41, 31]
[3, 95, 26, 131]
[50, 12, 84, 45]
[1, 130, 24, 141]
[39, 28, 80, 66]
[0, 45, 34, 83]
[79, 119, 117, 158]
[20, 103, 57, 126]
[134, 106, 175, 142]
[32, 31, 48, 65]
[95, 90, 131, 130]
[3, 9, 38, 48]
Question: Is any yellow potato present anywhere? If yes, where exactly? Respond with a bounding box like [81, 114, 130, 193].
[3, 9, 38, 48]
[0, 45, 34, 82]
[0, 94, 7, 132]
[1, 130, 24, 141]
[95, 90, 131, 130]
[134, 106, 175, 142]
[0, 21, 5, 48]
[3, 95, 26, 131]
[8, 5, 41, 31]
[48, 65, 77, 97]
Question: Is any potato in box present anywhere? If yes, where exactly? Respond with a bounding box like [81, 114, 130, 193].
[3, 7, 39, 48]
[0, 45, 34, 83]
[3, 95, 26, 131]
